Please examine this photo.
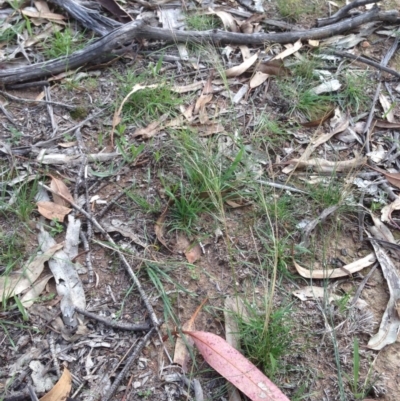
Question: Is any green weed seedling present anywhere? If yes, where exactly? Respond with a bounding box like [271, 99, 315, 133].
[339, 72, 370, 113]
[237, 301, 294, 379]
[185, 13, 221, 31]
[343, 337, 375, 399]
[165, 183, 206, 234]
[276, 0, 322, 20]
[43, 27, 88, 59]
[49, 218, 64, 237]
[116, 71, 184, 127]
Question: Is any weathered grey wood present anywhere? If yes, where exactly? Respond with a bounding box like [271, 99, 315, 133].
[0, 8, 397, 86]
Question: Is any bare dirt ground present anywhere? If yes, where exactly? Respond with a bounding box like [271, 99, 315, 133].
[2, 1, 400, 401]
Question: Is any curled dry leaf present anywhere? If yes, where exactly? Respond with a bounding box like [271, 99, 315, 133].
[293, 253, 376, 279]
[37, 201, 71, 221]
[184, 330, 290, 401]
[225, 52, 259, 78]
[208, 8, 238, 32]
[50, 176, 73, 207]
[39, 368, 72, 401]
[272, 39, 302, 60]
[250, 71, 269, 89]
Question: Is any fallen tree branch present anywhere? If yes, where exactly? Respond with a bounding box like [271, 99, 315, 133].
[0, 8, 397, 85]
[316, 0, 379, 27]
[329, 49, 400, 79]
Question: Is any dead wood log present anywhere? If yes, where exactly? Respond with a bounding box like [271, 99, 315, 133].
[0, 8, 397, 86]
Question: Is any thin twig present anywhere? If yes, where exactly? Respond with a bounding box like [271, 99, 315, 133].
[33, 108, 108, 148]
[75, 307, 151, 331]
[97, 190, 126, 219]
[257, 179, 308, 194]
[79, 231, 94, 284]
[102, 327, 157, 401]
[0, 90, 76, 109]
[363, 38, 399, 152]
[349, 263, 378, 309]
[38, 183, 160, 329]
[329, 50, 400, 79]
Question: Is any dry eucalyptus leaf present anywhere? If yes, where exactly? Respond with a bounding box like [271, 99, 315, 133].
[249, 71, 269, 88]
[50, 176, 73, 207]
[208, 9, 238, 32]
[0, 243, 63, 301]
[225, 52, 259, 78]
[39, 368, 72, 401]
[272, 39, 302, 60]
[37, 201, 71, 221]
[293, 253, 376, 279]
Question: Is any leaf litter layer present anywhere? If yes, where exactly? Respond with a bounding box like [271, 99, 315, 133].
[1, 0, 400, 400]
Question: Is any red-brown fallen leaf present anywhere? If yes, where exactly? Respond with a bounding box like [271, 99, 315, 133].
[40, 368, 71, 401]
[37, 201, 71, 221]
[50, 176, 73, 207]
[255, 59, 289, 76]
[184, 330, 290, 401]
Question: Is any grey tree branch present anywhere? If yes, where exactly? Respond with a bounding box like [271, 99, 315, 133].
[316, 0, 379, 27]
[0, 8, 397, 86]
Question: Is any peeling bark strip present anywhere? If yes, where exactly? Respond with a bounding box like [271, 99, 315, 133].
[0, 8, 398, 86]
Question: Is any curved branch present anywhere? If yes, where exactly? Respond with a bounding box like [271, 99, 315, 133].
[316, 0, 379, 27]
[0, 8, 397, 86]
